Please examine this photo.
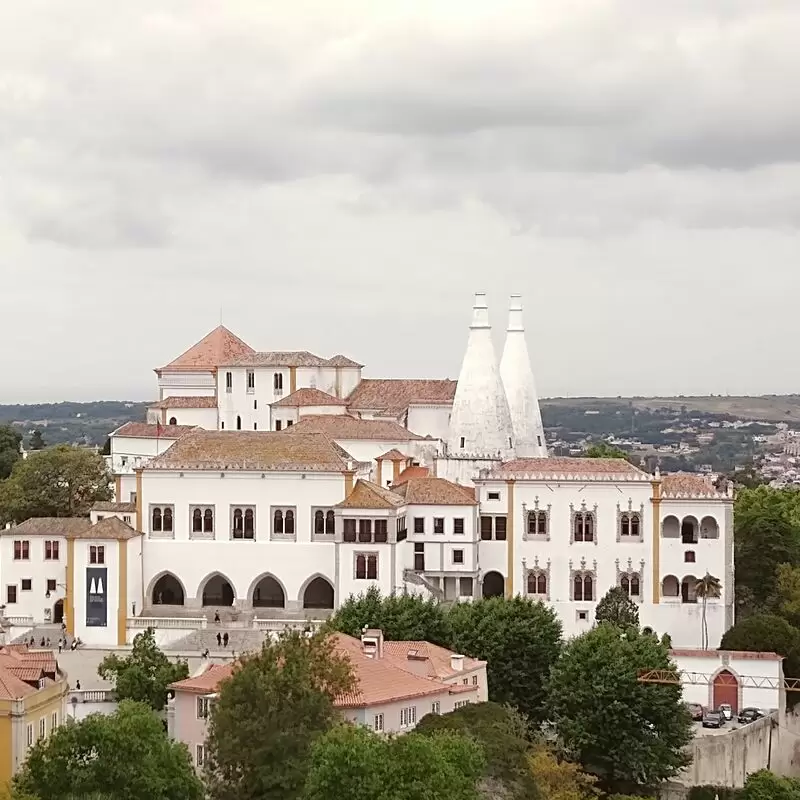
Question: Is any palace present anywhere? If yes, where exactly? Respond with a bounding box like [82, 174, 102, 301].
[0, 294, 733, 649]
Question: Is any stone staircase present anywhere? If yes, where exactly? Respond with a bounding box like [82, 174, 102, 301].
[166, 627, 269, 654]
[11, 624, 63, 647]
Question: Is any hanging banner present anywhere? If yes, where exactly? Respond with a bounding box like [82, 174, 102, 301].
[86, 567, 108, 627]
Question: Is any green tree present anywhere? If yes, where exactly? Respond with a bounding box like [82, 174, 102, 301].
[548, 624, 692, 793]
[415, 702, 535, 797]
[742, 769, 800, 800]
[329, 586, 451, 645]
[98, 628, 188, 711]
[0, 444, 112, 522]
[205, 629, 355, 800]
[0, 424, 22, 481]
[584, 442, 627, 459]
[28, 430, 46, 451]
[735, 487, 800, 614]
[448, 596, 562, 723]
[14, 700, 203, 800]
[595, 587, 640, 629]
[695, 574, 722, 649]
[720, 614, 800, 678]
[528, 745, 599, 800]
[303, 724, 485, 800]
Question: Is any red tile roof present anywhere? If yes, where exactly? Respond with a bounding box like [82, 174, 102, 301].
[376, 448, 408, 461]
[159, 326, 255, 372]
[149, 396, 217, 409]
[289, 415, 424, 441]
[3, 517, 140, 541]
[92, 501, 137, 513]
[670, 649, 783, 661]
[0, 646, 62, 700]
[169, 663, 233, 694]
[391, 477, 477, 506]
[324, 355, 363, 368]
[487, 457, 648, 480]
[112, 422, 197, 439]
[346, 380, 457, 415]
[219, 351, 327, 367]
[272, 389, 346, 408]
[336, 480, 406, 509]
[661, 473, 725, 498]
[383, 641, 485, 679]
[393, 465, 431, 483]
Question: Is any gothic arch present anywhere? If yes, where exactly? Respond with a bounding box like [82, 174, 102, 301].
[299, 574, 335, 609]
[147, 571, 188, 606]
[197, 571, 237, 607]
[247, 573, 288, 609]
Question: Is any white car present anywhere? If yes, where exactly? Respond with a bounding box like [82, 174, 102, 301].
[718, 703, 733, 721]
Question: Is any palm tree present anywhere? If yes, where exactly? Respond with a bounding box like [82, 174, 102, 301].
[695, 573, 722, 649]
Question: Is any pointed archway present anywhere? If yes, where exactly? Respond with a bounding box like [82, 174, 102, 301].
[482, 571, 505, 599]
[301, 576, 334, 609]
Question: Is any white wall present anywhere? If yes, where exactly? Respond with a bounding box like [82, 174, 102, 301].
[158, 371, 216, 400]
[127, 536, 144, 618]
[161, 408, 218, 429]
[110, 435, 180, 475]
[406, 405, 452, 441]
[73, 539, 120, 647]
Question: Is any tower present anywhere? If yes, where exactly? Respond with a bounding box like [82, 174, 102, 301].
[446, 293, 515, 459]
[500, 294, 548, 458]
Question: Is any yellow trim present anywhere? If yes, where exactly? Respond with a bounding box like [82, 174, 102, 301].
[65, 539, 75, 635]
[135, 469, 143, 532]
[117, 540, 128, 646]
[506, 480, 515, 598]
[343, 471, 355, 497]
[114, 475, 121, 501]
[651, 479, 662, 603]
[289, 367, 297, 394]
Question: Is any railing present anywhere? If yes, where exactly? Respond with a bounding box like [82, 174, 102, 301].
[69, 689, 116, 703]
[253, 618, 323, 632]
[6, 615, 34, 627]
[128, 617, 207, 630]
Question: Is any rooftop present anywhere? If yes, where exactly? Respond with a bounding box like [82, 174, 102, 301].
[159, 326, 255, 372]
[288, 415, 424, 441]
[218, 351, 328, 368]
[147, 430, 350, 472]
[0, 646, 61, 700]
[149, 396, 218, 410]
[393, 465, 431, 483]
[484, 457, 648, 481]
[391, 477, 477, 506]
[336, 480, 406, 510]
[112, 422, 197, 439]
[91, 501, 137, 514]
[383, 641, 485, 680]
[345, 379, 457, 416]
[325, 355, 363, 368]
[272, 388, 346, 408]
[3, 517, 141, 541]
[661, 473, 727, 499]
[376, 448, 408, 461]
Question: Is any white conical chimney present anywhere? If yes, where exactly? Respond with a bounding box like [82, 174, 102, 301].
[500, 294, 547, 458]
[446, 293, 515, 458]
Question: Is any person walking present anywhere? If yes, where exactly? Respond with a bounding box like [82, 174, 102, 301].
[57, 638, 62, 654]
[223, 632, 229, 648]
[214, 610, 220, 624]
[216, 632, 222, 647]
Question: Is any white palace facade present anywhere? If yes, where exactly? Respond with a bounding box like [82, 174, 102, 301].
[0, 294, 733, 649]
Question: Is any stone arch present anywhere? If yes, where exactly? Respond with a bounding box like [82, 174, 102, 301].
[661, 515, 680, 538]
[661, 575, 680, 598]
[53, 599, 64, 624]
[711, 667, 740, 714]
[147, 571, 187, 606]
[198, 572, 236, 607]
[482, 571, 505, 599]
[248, 573, 287, 609]
[300, 575, 334, 610]
[168, 416, 178, 426]
[700, 515, 720, 539]
[681, 574, 698, 603]
[681, 516, 699, 544]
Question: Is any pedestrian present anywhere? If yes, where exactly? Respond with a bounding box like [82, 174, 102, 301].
[202, 648, 210, 659]
[223, 632, 229, 648]
[29, 636, 35, 647]
[216, 632, 222, 647]
[46, 637, 51, 647]
[214, 610, 220, 624]
[57, 638, 62, 654]
[40, 637, 45, 647]
[75, 679, 81, 690]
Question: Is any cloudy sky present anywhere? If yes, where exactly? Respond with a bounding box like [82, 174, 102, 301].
[2, 0, 799, 402]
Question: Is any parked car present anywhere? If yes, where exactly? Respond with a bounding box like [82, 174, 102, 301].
[738, 707, 764, 724]
[686, 702, 704, 721]
[702, 711, 724, 729]
[718, 704, 733, 721]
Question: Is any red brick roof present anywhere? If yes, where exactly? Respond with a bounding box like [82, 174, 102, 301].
[346, 379, 457, 415]
[159, 326, 254, 372]
[289, 415, 424, 441]
[391, 477, 477, 506]
[112, 422, 197, 439]
[336, 480, 406, 510]
[150, 396, 217, 409]
[272, 389, 345, 408]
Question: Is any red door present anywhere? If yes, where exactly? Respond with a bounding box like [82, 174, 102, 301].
[712, 670, 739, 713]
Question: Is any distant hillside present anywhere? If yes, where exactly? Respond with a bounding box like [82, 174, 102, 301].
[0, 401, 150, 447]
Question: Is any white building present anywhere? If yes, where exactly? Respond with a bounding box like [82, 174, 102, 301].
[1, 293, 733, 650]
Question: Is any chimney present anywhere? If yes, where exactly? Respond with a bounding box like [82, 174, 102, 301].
[450, 654, 465, 672]
[361, 628, 384, 659]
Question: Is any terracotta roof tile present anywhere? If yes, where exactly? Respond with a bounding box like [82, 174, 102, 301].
[391, 477, 478, 506]
[670, 649, 783, 661]
[80, 517, 141, 541]
[6, 666, 45, 682]
[336, 480, 406, 509]
[147, 431, 349, 472]
[112, 422, 197, 439]
[3, 517, 140, 541]
[661, 473, 724, 498]
[169, 663, 234, 694]
[393, 465, 431, 484]
[159, 326, 255, 372]
[219, 351, 327, 368]
[289, 415, 424, 441]
[0, 670, 37, 700]
[272, 389, 346, 408]
[376, 448, 408, 461]
[383, 641, 485, 679]
[149, 396, 217, 410]
[488, 457, 648, 480]
[92, 501, 136, 513]
[324, 355, 363, 368]
[346, 379, 457, 415]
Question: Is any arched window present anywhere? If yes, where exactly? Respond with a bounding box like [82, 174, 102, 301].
[274, 509, 284, 534]
[527, 572, 547, 595]
[236, 416, 242, 431]
[314, 510, 324, 535]
[574, 575, 584, 601]
[233, 509, 243, 536]
[584, 515, 594, 541]
[574, 511, 595, 542]
[192, 508, 202, 533]
[630, 574, 640, 597]
[244, 508, 254, 537]
[583, 575, 594, 601]
[325, 510, 335, 535]
[527, 510, 547, 537]
[152, 507, 162, 532]
[203, 508, 213, 533]
[285, 510, 295, 535]
[620, 514, 630, 537]
[574, 516, 584, 541]
[355, 554, 366, 580]
[168, 417, 177, 425]
[621, 575, 630, 594]
[630, 515, 640, 537]
[163, 507, 173, 533]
